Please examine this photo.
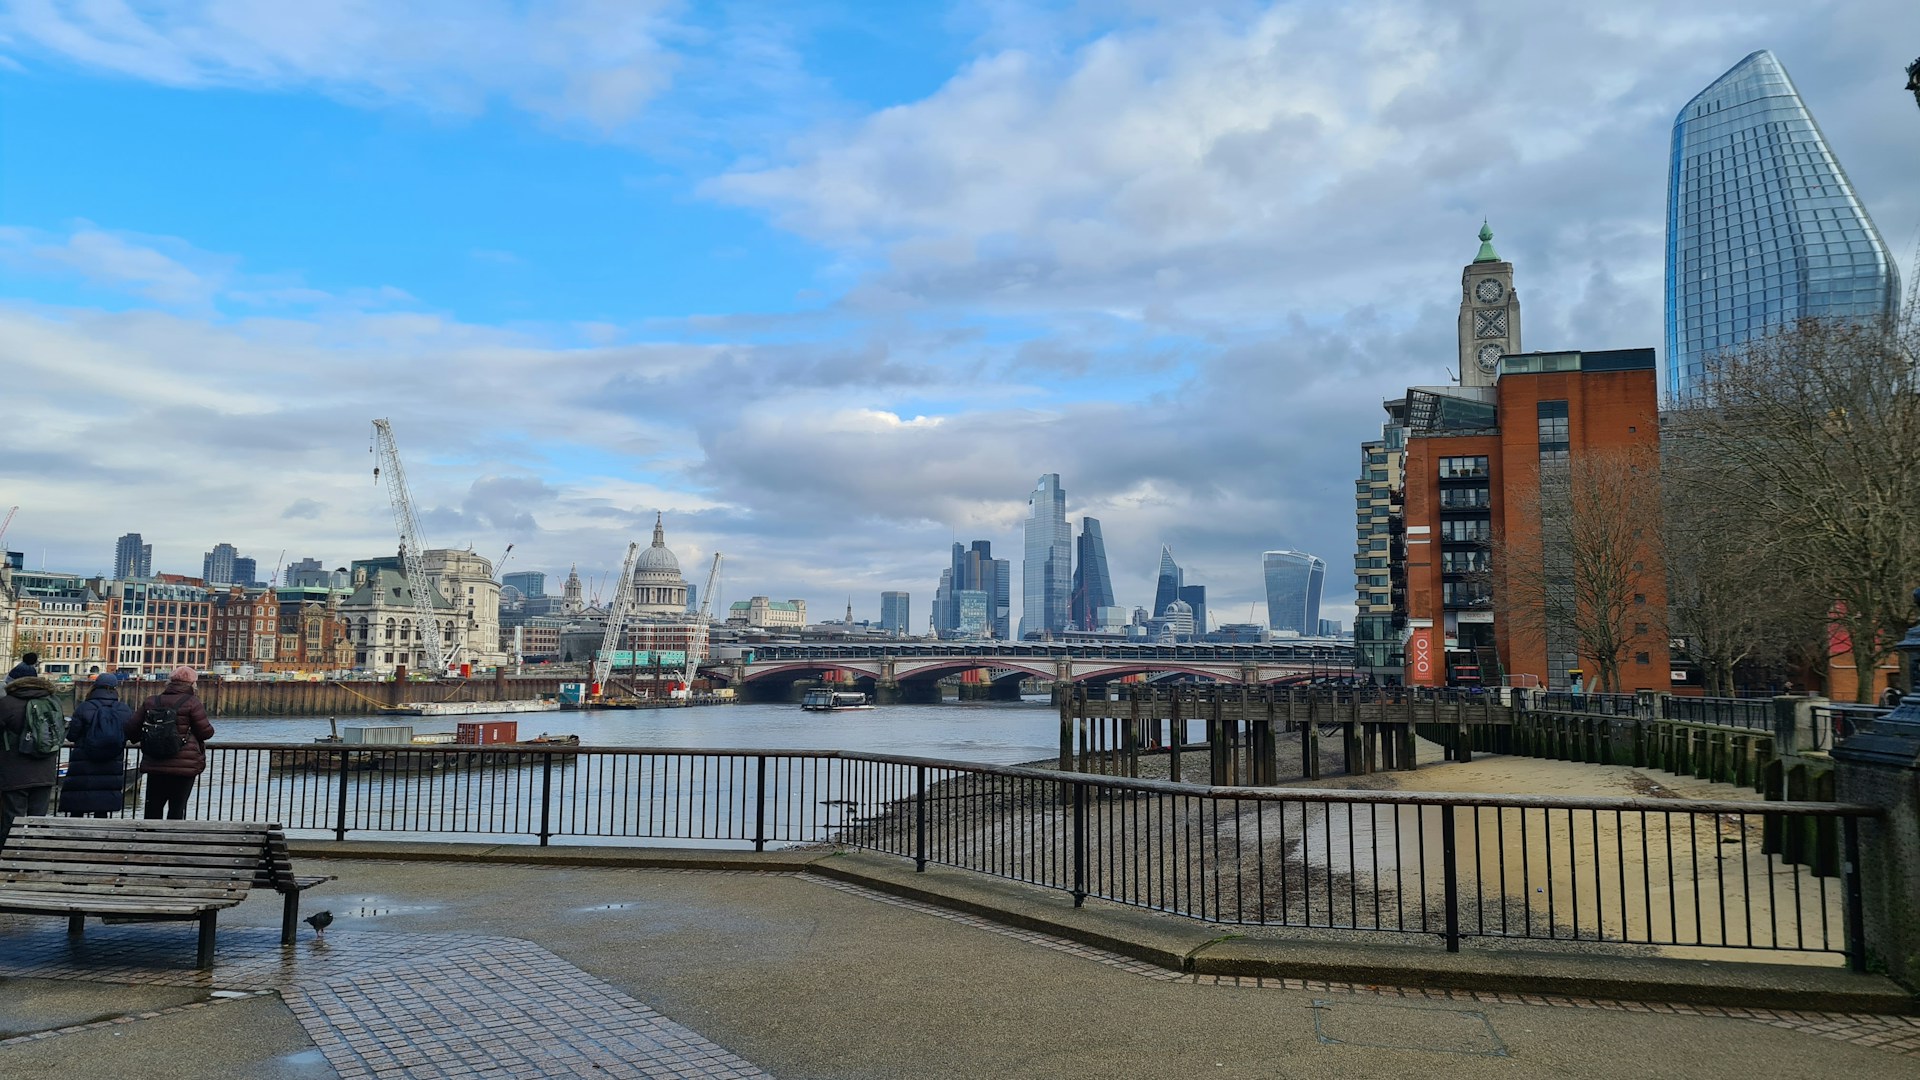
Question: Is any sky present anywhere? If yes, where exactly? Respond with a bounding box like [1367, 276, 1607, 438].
[1, 0, 1916, 630]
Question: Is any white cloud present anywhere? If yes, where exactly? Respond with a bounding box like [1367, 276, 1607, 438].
[2, 0, 679, 134]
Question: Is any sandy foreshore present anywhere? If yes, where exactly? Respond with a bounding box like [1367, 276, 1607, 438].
[846, 739, 1847, 966]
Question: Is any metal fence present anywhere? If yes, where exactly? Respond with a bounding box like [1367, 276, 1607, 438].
[1808, 703, 1888, 751]
[93, 742, 1872, 965]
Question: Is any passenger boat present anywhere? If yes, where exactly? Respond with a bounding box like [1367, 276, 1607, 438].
[801, 689, 875, 711]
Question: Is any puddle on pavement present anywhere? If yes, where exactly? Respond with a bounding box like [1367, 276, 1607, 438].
[265, 1048, 336, 1076]
[338, 897, 441, 919]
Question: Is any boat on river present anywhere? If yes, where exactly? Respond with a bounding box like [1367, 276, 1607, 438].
[268, 732, 579, 772]
[801, 689, 875, 712]
[382, 699, 561, 717]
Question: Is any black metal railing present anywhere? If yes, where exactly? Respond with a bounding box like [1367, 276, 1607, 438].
[90, 742, 1873, 965]
[1662, 696, 1775, 730]
[1531, 691, 1644, 717]
[1808, 703, 1888, 751]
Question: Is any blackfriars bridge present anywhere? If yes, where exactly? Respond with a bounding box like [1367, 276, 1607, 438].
[702, 640, 1355, 703]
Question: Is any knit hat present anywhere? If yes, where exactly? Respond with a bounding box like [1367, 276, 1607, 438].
[94, 672, 121, 687]
[170, 665, 198, 684]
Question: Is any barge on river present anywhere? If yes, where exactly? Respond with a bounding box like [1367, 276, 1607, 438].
[801, 689, 875, 712]
[268, 719, 578, 772]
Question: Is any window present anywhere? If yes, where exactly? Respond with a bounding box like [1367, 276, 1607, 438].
[1440, 486, 1490, 509]
[1443, 582, 1492, 607]
[1538, 400, 1570, 462]
[1437, 456, 1489, 479]
[1635, 652, 1651, 665]
[1634, 594, 1647, 606]
[1440, 518, 1491, 543]
[1442, 550, 1490, 573]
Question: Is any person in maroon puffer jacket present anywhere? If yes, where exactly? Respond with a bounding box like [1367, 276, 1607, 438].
[124, 666, 216, 820]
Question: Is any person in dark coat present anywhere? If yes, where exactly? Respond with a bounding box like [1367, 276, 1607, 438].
[63, 673, 132, 818]
[1, 673, 59, 848]
[124, 666, 215, 820]
[6, 651, 41, 684]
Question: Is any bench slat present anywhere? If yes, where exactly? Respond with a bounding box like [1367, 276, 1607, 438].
[0, 876, 251, 891]
[5, 850, 264, 870]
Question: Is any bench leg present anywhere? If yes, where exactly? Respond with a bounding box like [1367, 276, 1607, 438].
[281, 890, 298, 947]
[197, 912, 216, 970]
[68, 914, 85, 937]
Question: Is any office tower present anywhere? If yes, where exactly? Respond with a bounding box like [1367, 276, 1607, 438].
[1318, 619, 1343, 638]
[231, 557, 257, 588]
[1263, 550, 1326, 636]
[686, 584, 698, 614]
[1178, 584, 1207, 640]
[113, 533, 151, 580]
[937, 542, 1009, 640]
[1018, 474, 1071, 639]
[880, 591, 910, 634]
[502, 571, 546, 599]
[285, 557, 331, 588]
[1666, 50, 1900, 399]
[1152, 546, 1183, 621]
[1069, 517, 1115, 631]
[203, 542, 238, 585]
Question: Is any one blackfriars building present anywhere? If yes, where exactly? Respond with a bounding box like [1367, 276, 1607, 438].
[1068, 517, 1114, 632]
[1666, 49, 1899, 399]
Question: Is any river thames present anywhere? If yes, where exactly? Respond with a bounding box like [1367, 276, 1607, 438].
[205, 698, 1063, 766]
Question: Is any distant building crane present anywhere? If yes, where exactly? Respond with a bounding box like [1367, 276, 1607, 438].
[682, 553, 722, 698]
[370, 419, 449, 675]
[592, 543, 642, 698]
[0, 506, 15, 549]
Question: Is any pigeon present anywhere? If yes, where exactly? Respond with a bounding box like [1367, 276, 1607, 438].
[305, 910, 334, 937]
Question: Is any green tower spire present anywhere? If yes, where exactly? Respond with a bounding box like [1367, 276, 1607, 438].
[1473, 220, 1500, 263]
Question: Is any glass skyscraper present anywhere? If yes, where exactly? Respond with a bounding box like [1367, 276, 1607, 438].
[1666, 50, 1900, 399]
[1263, 550, 1325, 636]
[1019, 474, 1071, 640]
[113, 532, 151, 580]
[880, 591, 910, 635]
[1069, 517, 1114, 632]
[1152, 546, 1183, 620]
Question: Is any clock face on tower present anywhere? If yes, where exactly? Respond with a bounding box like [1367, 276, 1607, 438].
[1477, 343, 1502, 373]
[1474, 309, 1508, 338]
[1475, 278, 1504, 304]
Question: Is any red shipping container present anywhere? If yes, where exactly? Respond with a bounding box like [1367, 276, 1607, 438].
[457, 721, 519, 745]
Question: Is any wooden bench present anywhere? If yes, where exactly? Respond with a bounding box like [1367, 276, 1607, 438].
[0, 817, 268, 968]
[253, 828, 335, 946]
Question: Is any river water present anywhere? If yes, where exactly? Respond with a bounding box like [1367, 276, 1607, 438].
[207, 698, 1062, 766]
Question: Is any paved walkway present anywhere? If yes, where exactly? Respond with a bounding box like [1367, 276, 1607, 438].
[2, 854, 1916, 1079]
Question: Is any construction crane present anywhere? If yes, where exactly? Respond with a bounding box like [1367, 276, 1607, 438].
[0, 506, 14, 548]
[370, 419, 449, 676]
[494, 543, 514, 582]
[591, 543, 642, 699]
[681, 553, 723, 700]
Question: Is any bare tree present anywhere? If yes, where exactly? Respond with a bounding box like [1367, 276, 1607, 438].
[1500, 444, 1665, 694]
[1660, 434, 1826, 695]
[1663, 315, 1920, 701]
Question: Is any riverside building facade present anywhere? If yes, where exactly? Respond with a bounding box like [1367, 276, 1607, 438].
[1665, 50, 1900, 399]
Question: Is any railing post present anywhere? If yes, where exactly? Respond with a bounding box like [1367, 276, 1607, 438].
[754, 755, 768, 852]
[914, 764, 928, 872]
[332, 745, 350, 842]
[1843, 815, 1868, 973]
[1440, 803, 1460, 952]
[1071, 780, 1088, 907]
[538, 750, 554, 847]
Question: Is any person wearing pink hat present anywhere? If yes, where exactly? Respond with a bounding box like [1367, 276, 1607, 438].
[123, 666, 215, 819]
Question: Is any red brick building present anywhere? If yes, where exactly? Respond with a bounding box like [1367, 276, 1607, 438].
[1401, 349, 1668, 691]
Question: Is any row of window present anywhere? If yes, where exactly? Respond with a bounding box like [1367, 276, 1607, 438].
[1437, 455, 1489, 479]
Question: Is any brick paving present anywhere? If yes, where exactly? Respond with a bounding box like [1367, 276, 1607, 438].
[803, 875, 1920, 1057]
[4, 868, 1917, 1078]
[0, 914, 769, 1078]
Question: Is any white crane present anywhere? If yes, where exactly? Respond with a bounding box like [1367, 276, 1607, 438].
[681, 553, 722, 699]
[592, 543, 642, 698]
[371, 419, 449, 676]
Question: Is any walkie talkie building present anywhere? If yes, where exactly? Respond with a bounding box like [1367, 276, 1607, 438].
[1665, 50, 1899, 399]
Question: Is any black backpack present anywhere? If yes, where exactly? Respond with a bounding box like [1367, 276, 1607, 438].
[140, 703, 185, 760]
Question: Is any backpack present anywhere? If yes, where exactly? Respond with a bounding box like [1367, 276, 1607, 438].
[8, 696, 65, 759]
[71, 698, 128, 754]
[140, 703, 186, 760]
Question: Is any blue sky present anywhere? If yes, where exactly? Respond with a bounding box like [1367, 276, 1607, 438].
[2, 0, 1917, 631]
